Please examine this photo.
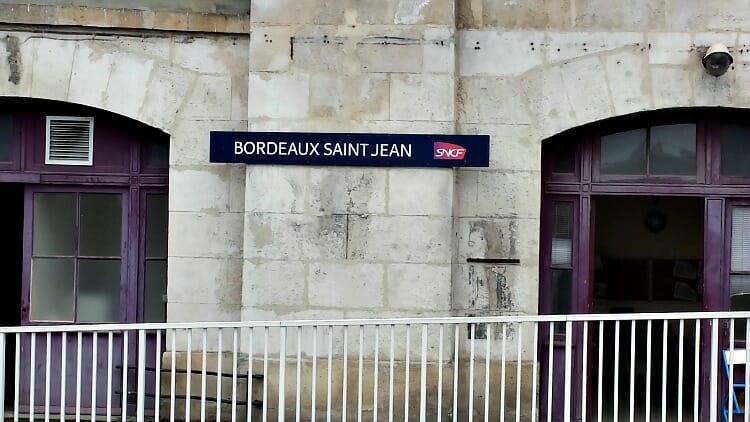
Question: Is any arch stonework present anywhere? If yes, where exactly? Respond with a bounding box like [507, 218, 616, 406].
[0, 29, 250, 323]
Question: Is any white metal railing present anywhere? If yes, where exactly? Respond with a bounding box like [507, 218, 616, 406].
[4, 312, 750, 421]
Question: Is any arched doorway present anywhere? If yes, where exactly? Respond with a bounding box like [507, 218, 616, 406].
[0, 98, 169, 415]
[539, 108, 750, 421]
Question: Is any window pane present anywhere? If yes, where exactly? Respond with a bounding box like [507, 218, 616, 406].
[731, 275, 750, 339]
[79, 194, 122, 257]
[551, 269, 572, 315]
[144, 140, 169, 169]
[551, 203, 572, 266]
[146, 194, 168, 258]
[33, 193, 76, 256]
[546, 137, 576, 174]
[649, 124, 696, 176]
[0, 115, 13, 162]
[144, 260, 167, 323]
[721, 124, 750, 177]
[600, 129, 647, 175]
[77, 259, 120, 323]
[732, 207, 750, 272]
[30, 258, 74, 321]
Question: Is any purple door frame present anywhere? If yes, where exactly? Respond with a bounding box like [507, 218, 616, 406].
[0, 100, 170, 415]
[540, 110, 750, 422]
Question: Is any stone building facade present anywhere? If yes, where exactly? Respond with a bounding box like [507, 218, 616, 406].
[1, 0, 748, 419]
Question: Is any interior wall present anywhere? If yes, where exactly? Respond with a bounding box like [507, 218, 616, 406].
[595, 196, 703, 260]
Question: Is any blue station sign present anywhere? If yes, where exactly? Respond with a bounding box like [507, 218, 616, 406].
[209, 132, 490, 167]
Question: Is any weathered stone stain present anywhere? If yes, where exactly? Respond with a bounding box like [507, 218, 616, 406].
[3, 35, 20, 84]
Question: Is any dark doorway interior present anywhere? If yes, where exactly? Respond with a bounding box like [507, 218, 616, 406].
[592, 195, 704, 417]
[0, 183, 23, 407]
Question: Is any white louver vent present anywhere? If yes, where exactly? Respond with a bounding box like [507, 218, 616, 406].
[45, 116, 94, 166]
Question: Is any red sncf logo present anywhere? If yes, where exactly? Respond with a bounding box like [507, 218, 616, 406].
[433, 142, 467, 160]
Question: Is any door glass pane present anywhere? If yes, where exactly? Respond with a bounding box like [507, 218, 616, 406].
[600, 129, 647, 175]
[649, 124, 696, 176]
[144, 260, 167, 323]
[721, 124, 750, 177]
[546, 137, 576, 174]
[731, 207, 750, 272]
[30, 258, 74, 321]
[77, 259, 120, 323]
[551, 203, 572, 266]
[551, 269, 572, 315]
[33, 193, 76, 256]
[79, 194, 122, 257]
[0, 115, 13, 162]
[146, 194, 168, 258]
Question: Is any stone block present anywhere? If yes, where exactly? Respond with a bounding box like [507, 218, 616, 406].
[386, 264, 451, 310]
[31, 38, 75, 101]
[231, 73, 248, 121]
[393, 0, 454, 24]
[457, 77, 480, 123]
[172, 37, 234, 74]
[423, 27, 454, 74]
[244, 213, 346, 260]
[289, 30, 353, 73]
[309, 73, 389, 120]
[694, 32, 738, 50]
[732, 64, 750, 106]
[139, 63, 195, 131]
[357, 32, 423, 73]
[603, 49, 652, 116]
[388, 168, 453, 216]
[452, 263, 537, 312]
[476, 77, 533, 125]
[249, 26, 293, 72]
[182, 74, 232, 119]
[458, 31, 544, 77]
[522, 66, 576, 139]
[693, 64, 734, 107]
[308, 263, 385, 308]
[480, 0, 571, 30]
[228, 166, 246, 213]
[307, 168, 387, 215]
[166, 302, 240, 323]
[246, 166, 308, 213]
[460, 124, 540, 171]
[169, 211, 244, 258]
[103, 52, 154, 120]
[248, 72, 309, 119]
[389, 73, 454, 121]
[454, 216, 541, 265]
[247, 118, 455, 134]
[648, 33, 693, 65]
[560, 57, 613, 125]
[110, 36, 171, 60]
[475, 170, 541, 219]
[250, 0, 317, 24]
[347, 215, 452, 263]
[545, 32, 644, 64]
[169, 167, 231, 212]
[168, 257, 243, 305]
[573, 0, 661, 30]
[650, 66, 692, 109]
[453, 169, 479, 217]
[242, 260, 307, 307]
[170, 119, 248, 165]
[68, 42, 114, 109]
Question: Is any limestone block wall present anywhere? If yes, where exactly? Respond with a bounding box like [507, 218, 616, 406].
[241, 0, 458, 325]
[452, 0, 750, 324]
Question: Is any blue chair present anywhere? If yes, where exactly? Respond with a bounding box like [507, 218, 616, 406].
[723, 349, 748, 422]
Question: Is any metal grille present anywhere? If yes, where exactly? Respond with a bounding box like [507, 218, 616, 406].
[45, 116, 93, 165]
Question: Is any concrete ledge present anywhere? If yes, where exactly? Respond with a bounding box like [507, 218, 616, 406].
[0, 4, 249, 34]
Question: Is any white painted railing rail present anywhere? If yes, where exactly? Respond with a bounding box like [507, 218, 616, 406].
[4, 311, 750, 421]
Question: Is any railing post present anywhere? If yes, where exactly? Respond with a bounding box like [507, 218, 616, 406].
[137, 329, 146, 422]
[0, 333, 5, 415]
